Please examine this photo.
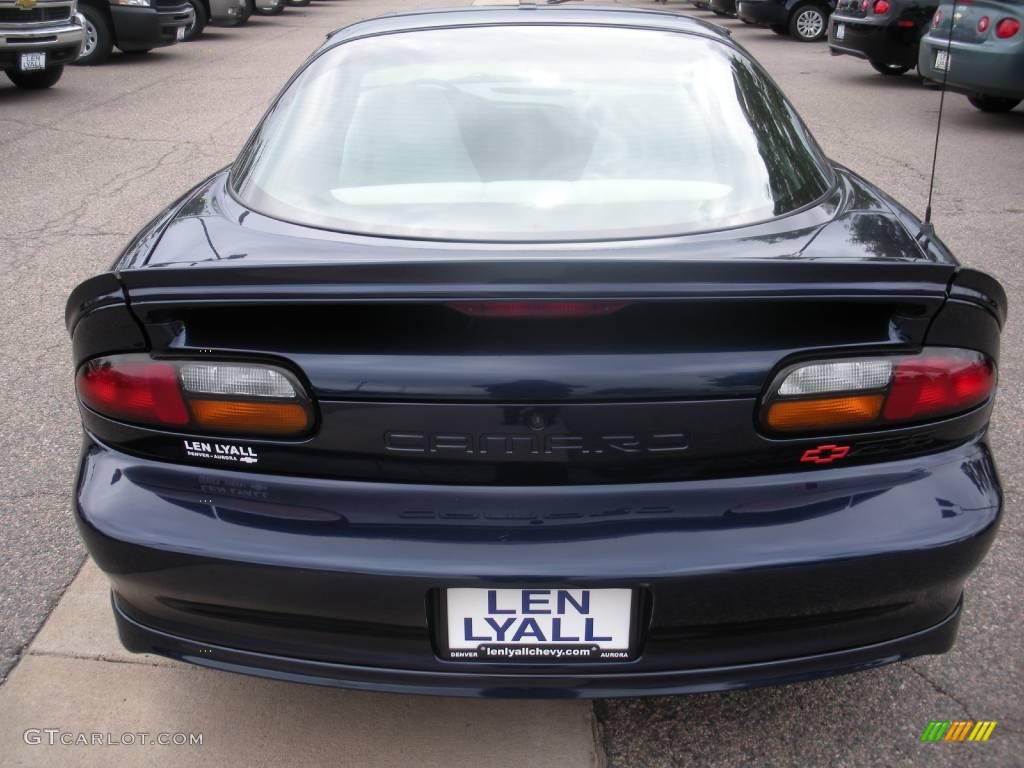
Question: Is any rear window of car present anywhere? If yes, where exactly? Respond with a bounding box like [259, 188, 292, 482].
[231, 25, 833, 242]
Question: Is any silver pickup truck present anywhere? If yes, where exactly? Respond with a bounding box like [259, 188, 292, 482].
[0, 0, 84, 89]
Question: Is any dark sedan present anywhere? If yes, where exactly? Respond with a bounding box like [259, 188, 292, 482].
[829, 0, 938, 74]
[66, 6, 1006, 698]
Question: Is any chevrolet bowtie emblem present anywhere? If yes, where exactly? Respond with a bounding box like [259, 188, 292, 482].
[14, 0, 38, 10]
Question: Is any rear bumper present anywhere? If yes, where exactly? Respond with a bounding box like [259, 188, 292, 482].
[77, 436, 1001, 698]
[114, 594, 963, 698]
[828, 15, 924, 67]
[0, 21, 82, 67]
[737, 1, 788, 26]
[109, 4, 190, 51]
[918, 37, 1024, 99]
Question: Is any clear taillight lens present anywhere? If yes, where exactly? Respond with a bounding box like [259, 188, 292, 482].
[777, 360, 893, 396]
[179, 364, 296, 398]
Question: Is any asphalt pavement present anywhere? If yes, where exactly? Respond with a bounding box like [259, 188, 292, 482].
[0, 1, 1020, 766]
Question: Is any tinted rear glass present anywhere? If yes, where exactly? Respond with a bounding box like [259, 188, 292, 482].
[231, 25, 832, 242]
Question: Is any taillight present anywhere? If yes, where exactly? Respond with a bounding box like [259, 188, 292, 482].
[762, 349, 995, 434]
[932, 9, 943, 26]
[447, 301, 629, 318]
[77, 361, 189, 427]
[978, 16, 990, 32]
[873, 0, 890, 14]
[77, 355, 314, 437]
[861, 0, 869, 11]
[996, 18, 1020, 38]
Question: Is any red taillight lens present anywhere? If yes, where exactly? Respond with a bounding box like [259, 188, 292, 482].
[763, 349, 995, 434]
[996, 18, 1020, 38]
[932, 9, 943, 26]
[883, 355, 994, 421]
[861, 0, 869, 11]
[77, 360, 189, 426]
[447, 301, 629, 318]
[873, 0, 890, 14]
[76, 355, 313, 436]
[978, 15, 990, 32]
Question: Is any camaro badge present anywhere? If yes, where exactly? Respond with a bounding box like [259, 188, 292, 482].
[14, 0, 38, 11]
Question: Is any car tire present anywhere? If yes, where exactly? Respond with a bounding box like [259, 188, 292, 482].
[789, 4, 828, 42]
[287, 0, 311, 6]
[967, 94, 1021, 113]
[183, 0, 208, 40]
[871, 61, 912, 76]
[74, 4, 114, 66]
[5, 65, 64, 89]
[770, 24, 788, 34]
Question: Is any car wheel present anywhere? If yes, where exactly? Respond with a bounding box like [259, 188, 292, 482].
[183, 0, 208, 40]
[5, 65, 64, 89]
[967, 94, 1021, 113]
[870, 61, 912, 76]
[770, 23, 788, 34]
[789, 4, 828, 42]
[74, 4, 114, 66]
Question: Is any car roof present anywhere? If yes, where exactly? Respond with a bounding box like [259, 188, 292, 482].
[322, 5, 733, 49]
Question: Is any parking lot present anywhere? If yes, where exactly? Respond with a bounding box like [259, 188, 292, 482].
[0, 0, 1021, 765]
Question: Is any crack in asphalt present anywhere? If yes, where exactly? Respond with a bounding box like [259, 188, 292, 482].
[906, 663, 976, 720]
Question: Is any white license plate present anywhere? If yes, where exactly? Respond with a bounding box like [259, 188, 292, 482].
[176, 25, 186, 41]
[445, 588, 633, 661]
[19, 52, 46, 72]
[835, 23, 845, 40]
[935, 49, 950, 71]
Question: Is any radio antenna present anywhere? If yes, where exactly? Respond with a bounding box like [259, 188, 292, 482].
[923, 0, 961, 229]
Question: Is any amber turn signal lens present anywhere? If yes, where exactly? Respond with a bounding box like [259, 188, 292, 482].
[189, 400, 310, 435]
[765, 394, 884, 432]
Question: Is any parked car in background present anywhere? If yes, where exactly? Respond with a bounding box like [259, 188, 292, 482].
[0, 0, 83, 89]
[738, 0, 836, 41]
[181, 0, 247, 41]
[66, 5, 1006, 699]
[919, 0, 1023, 111]
[829, 0, 938, 74]
[710, 0, 737, 16]
[76, 0, 192, 65]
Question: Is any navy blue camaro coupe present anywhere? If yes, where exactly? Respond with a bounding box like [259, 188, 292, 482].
[66, 6, 1006, 697]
